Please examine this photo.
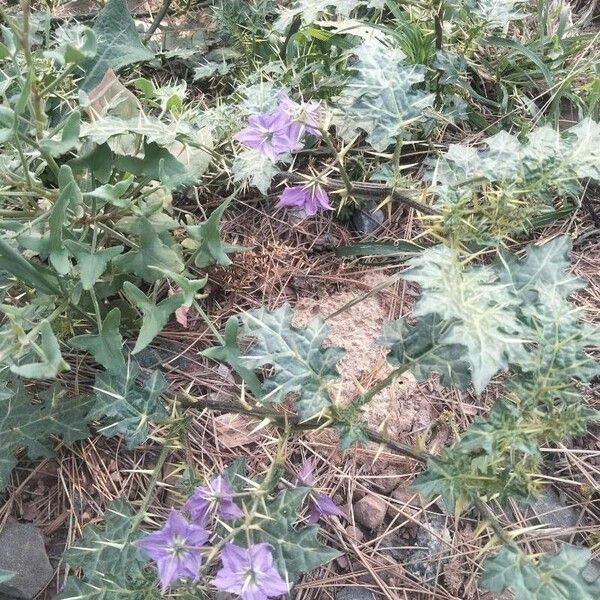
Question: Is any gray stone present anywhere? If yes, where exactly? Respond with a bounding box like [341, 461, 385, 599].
[353, 495, 387, 530]
[0, 523, 53, 599]
[336, 587, 376, 600]
[528, 488, 580, 537]
[352, 204, 385, 235]
[383, 517, 451, 582]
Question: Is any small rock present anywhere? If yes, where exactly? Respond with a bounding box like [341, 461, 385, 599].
[528, 488, 580, 537]
[372, 467, 403, 494]
[0, 523, 53, 599]
[336, 587, 376, 600]
[387, 486, 421, 518]
[353, 495, 387, 530]
[352, 204, 384, 235]
[345, 525, 364, 542]
[393, 517, 451, 582]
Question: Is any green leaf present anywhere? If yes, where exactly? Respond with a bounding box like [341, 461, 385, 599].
[59, 499, 152, 599]
[39, 110, 81, 157]
[336, 40, 434, 151]
[202, 317, 264, 398]
[113, 218, 184, 283]
[498, 235, 585, 300]
[234, 304, 343, 419]
[45, 27, 97, 66]
[0, 381, 92, 489]
[83, 176, 134, 207]
[48, 165, 82, 275]
[252, 488, 341, 582]
[402, 245, 526, 391]
[90, 364, 168, 448]
[231, 148, 279, 194]
[151, 269, 207, 305]
[0, 238, 61, 295]
[185, 198, 247, 268]
[114, 142, 193, 190]
[481, 544, 600, 600]
[80, 0, 154, 91]
[65, 242, 124, 290]
[122, 282, 185, 354]
[380, 314, 471, 388]
[69, 307, 126, 374]
[11, 321, 70, 379]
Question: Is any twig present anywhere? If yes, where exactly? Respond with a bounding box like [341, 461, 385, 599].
[143, 0, 173, 40]
[175, 393, 427, 463]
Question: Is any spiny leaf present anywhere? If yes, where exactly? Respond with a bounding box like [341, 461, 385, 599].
[401, 245, 526, 391]
[202, 317, 264, 398]
[380, 314, 471, 388]
[498, 235, 585, 300]
[207, 304, 343, 419]
[80, 0, 154, 91]
[91, 363, 168, 448]
[231, 148, 279, 195]
[336, 39, 433, 151]
[69, 307, 126, 374]
[481, 544, 600, 600]
[122, 282, 185, 354]
[251, 488, 341, 582]
[113, 218, 184, 282]
[0, 381, 92, 489]
[59, 499, 152, 599]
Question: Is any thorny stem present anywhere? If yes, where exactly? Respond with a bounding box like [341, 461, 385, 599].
[176, 391, 427, 464]
[275, 171, 439, 215]
[320, 130, 355, 203]
[132, 425, 181, 529]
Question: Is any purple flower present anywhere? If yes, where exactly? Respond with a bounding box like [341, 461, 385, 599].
[277, 93, 322, 137]
[296, 460, 345, 524]
[213, 543, 290, 600]
[277, 184, 333, 217]
[137, 510, 208, 592]
[184, 475, 244, 523]
[234, 111, 302, 161]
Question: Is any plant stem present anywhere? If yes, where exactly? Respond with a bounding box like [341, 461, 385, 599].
[320, 130, 354, 202]
[176, 392, 426, 463]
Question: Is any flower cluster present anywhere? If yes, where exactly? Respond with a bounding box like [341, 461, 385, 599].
[137, 464, 343, 598]
[234, 93, 322, 162]
[234, 94, 333, 216]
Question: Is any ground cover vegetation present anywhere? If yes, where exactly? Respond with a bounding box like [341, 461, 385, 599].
[0, 0, 598, 598]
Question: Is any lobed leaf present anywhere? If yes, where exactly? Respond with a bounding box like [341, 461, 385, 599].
[481, 544, 600, 600]
[0, 381, 92, 489]
[90, 363, 168, 448]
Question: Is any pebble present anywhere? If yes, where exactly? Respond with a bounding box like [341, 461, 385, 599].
[0, 523, 53, 599]
[353, 495, 387, 530]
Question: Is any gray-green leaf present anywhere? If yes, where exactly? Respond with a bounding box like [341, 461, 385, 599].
[122, 281, 185, 354]
[69, 307, 126, 374]
[80, 0, 154, 91]
[91, 364, 168, 448]
[481, 544, 600, 600]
